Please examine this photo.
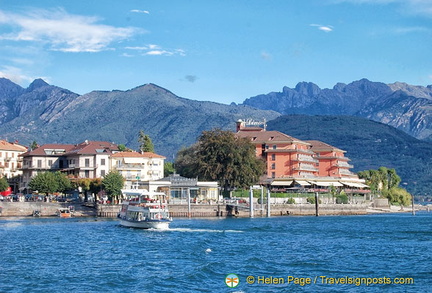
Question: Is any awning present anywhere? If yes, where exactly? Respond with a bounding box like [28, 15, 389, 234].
[294, 180, 311, 186]
[340, 182, 369, 188]
[309, 181, 343, 187]
[271, 180, 293, 186]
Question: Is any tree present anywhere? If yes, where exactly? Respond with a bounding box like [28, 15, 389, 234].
[90, 178, 102, 195]
[175, 129, 266, 195]
[164, 162, 175, 177]
[0, 177, 9, 192]
[358, 167, 409, 206]
[102, 171, 124, 202]
[30, 140, 38, 150]
[138, 130, 154, 153]
[54, 171, 71, 193]
[174, 145, 199, 178]
[29, 172, 59, 195]
[358, 167, 401, 193]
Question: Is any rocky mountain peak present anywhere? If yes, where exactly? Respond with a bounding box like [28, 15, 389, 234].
[27, 78, 49, 92]
[0, 78, 24, 99]
[294, 82, 321, 96]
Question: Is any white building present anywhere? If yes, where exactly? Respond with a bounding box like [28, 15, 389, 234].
[110, 151, 166, 189]
[0, 140, 27, 178]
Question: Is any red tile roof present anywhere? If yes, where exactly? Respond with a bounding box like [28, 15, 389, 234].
[306, 140, 346, 153]
[0, 140, 28, 152]
[66, 141, 118, 155]
[20, 144, 75, 156]
[20, 141, 119, 156]
[236, 130, 310, 145]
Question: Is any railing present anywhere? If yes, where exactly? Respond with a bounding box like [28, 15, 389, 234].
[294, 164, 318, 171]
[335, 162, 354, 168]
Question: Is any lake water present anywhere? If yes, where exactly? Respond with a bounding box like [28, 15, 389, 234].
[0, 212, 431, 292]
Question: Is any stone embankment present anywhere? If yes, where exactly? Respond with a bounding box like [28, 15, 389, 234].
[1, 201, 427, 218]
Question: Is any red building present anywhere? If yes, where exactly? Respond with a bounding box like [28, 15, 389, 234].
[235, 119, 368, 190]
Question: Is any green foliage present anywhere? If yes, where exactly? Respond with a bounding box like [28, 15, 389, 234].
[54, 172, 71, 193]
[29, 172, 59, 195]
[164, 162, 175, 177]
[335, 193, 348, 204]
[90, 178, 102, 194]
[307, 196, 321, 204]
[358, 167, 401, 193]
[118, 144, 127, 151]
[102, 171, 124, 197]
[175, 145, 199, 178]
[0, 177, 9, 192]
[138, 130, 154, 153]
[175, 129, 266, 192]
[286, 198, 295, 204]
[30, 140, 38, 150]
[383, 187, 412, 206]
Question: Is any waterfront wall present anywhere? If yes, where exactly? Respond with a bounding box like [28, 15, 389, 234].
[98, 203, 370, 217]
[0, 202, 97, 217]
[1, 202, 423, 218]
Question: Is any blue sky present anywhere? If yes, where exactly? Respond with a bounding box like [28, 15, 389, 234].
[0, 0, 431, 104]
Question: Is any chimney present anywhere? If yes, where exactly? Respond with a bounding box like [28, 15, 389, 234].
[236, 119, 244, 132]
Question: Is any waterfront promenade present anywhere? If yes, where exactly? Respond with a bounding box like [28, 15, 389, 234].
[0, 201, 426, 218]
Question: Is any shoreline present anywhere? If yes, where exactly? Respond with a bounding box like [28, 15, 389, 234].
[0, 201, 428, 218]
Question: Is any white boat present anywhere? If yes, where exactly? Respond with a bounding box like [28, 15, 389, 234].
[118, 189, 172, 229]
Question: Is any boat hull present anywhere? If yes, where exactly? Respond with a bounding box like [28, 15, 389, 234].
[119, 219, 170, 229]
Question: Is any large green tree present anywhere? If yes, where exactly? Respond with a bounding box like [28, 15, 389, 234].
[175, 129, 265, 195]
[29, 172, 59, 195]
[138, 130, 155, 153]
[358, 167, 409, 206]
[54, 172, 71, 193]
[358, 167, 401, 193]
[102, 171, 124, 202]
[0, 177, 9, 192]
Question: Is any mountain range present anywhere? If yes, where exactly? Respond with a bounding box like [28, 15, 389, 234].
[0, 77, 431, 195]
[0, 78, 280, 158]
[243, 79, 432, 141]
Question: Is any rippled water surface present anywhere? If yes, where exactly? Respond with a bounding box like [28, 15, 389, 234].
[1, 213, 431, 292]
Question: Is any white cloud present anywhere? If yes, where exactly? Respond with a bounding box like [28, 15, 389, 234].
[130, 9, 150, 14]
[331, 0, 432, 16]
[393, 26, 429, 34]
[125, 45, 185, 56]
[0, 8, 140, 52]
[310, 24, 334, 32]
[0, 65, 39, 85]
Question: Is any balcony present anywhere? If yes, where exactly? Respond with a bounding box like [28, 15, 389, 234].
[335, 161, 354, 168]
[292, 155, 318, 163]
[293, 164, 318, 172]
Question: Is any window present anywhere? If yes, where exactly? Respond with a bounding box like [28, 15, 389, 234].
[101, 170, 106, 177]
[85, 170, 90, 178]
[271, 163, 276, 170]
[48, 160, 53, 167]
[85, 158, 90, 167]
[37, 160, 42, 168]
[271, 154, 276, 161]
[271, 172, 275, 178]
[272, 145, 277, 150]
[101, 158, 106, 166]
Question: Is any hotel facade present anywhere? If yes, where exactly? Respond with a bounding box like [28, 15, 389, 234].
[234, 120, 368, 190]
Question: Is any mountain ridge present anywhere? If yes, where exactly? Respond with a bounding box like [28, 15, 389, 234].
[243, 78, 432, 141]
